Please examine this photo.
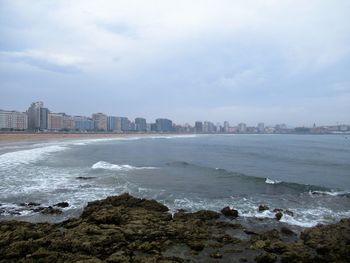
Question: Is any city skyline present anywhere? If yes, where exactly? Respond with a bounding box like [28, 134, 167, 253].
[1, 1, 350, 126]
[1, 101, 349, 133]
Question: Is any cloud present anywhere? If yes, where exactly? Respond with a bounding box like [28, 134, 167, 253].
[0, 50, 87, 73]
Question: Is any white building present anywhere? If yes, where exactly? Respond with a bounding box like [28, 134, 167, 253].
[0, 110, 28, 130]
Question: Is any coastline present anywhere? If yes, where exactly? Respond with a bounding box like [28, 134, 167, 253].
[0, 132, 157, 143]
[0, 193, 349, 262]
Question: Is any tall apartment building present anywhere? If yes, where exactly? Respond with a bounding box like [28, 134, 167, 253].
[107, 116, 118, 131]
[0, 110, 28, 130]
[195, 121, 203, 133]
[203, 121, 216, 133]
[156, 118, 173, 132]
[74, 116, 94, 131]
[27, 101, 43, 130]
[48, 113, 63, 130]
[135, 118, 147, 132]
[62, 114, 75, 130]
[238, 123, 247, 133]
[258, 122, 265, 133]
[223, 121, 230, 133]
[115, 117, 131, 131]
[40, 108, 49, 130]
[92, 113, 108, 131]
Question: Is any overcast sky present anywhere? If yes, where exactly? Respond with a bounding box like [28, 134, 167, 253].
[0, 0, 349, 126]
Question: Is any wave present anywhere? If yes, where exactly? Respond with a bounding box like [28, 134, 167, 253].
[265, 178, 282, 184]
[0, 145, 68, 168]
[309, 190, 350, 198]
[91, 161, 158, 171]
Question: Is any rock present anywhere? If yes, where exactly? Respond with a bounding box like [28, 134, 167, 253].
[258, 205, 269, 212]
[76, 176, 95, 180]
[275, 212, 283, 221]
[40, 206, 62, 215]
[280, 226, 295, 236]
[255, 252, 277, 263]
[54, 202, 69, 208]
[284, 210, 294, 217]
[186, 240, 205, 251]
[273, 208, 283, 213]
[221, 206, 239, 218]
[209, 252, 222, 258]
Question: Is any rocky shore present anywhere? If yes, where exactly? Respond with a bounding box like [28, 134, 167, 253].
[0, 193, 349, 262]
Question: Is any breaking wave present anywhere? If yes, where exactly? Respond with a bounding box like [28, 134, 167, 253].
[91, 161, 158, 171]
[265, 178, 282, 184]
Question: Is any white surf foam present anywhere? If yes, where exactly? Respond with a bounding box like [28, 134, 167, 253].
[265, 178, 282, 184]
[309, 190, 350, 197]
[0, 145, 68, 168]
[91, 161, 158, 171]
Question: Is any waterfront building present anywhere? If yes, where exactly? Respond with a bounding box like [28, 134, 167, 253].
[62, 114, 75, 130]
[258, 122, 265, 133]
[203, 121, 216, 133]
[92, 113, 108, 131]
[150, 123, 157, 132]
[223, 121, 230, 133]
[74, 116, 94, 131]
[40, 108, 49, 130]
[195, 121, 203, 133]
[0, 110, 28, 130]
[48, 113, 64, 130]
[156, 118, 173, 132]
[238, 123, 247, 133]
[135, 118, 147, 132]
[107, 116, 118, 131]
[27, 101, 44, 130]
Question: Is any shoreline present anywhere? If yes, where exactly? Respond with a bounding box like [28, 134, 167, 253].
[1, 193, 349, 262]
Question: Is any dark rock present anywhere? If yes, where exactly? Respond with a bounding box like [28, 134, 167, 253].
[258, 205, 269, 212]
[54, 202, 69, 208]
[284, 210, 294, 217]
[40, 206, 62, 215]
[28, 202, 40, 206]
[209, 252, 222, 258]
[244, 229, 259, 235]
[273, 208, 283, 213]
[255, 252, 277, 263]
[186, 240, 205, 251]
[76, 176, 95, 180]
[280, 226, 295, 236]
[221, 206, 239, 218]
[275, 212, 283, 221]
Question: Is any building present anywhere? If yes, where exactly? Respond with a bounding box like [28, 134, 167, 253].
[62, 114, 75, 130]
[0, 110, 28, 130]
[195, 121, 203, 133]
[27, 101, 44, 130]
[107, 116, 118, 131]
[92, 113, 108, 131]
[135, 118, 147, 132]
[74, 116, 94, 131]
[238, 123, 247, 133]
[156, 118, 173, 132]
[48, 113, 64, 130]
[115, 117, 131, 131]
[223, 121, 230, 133]
[203, 121, 216, 133]
[40, 108, 49, 130]
[258, 123, 265, 133]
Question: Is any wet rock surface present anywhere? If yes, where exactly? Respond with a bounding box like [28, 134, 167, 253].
[0, 193, 349, 262]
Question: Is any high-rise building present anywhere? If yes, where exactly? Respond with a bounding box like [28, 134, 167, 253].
[74, 116, 94, 131]
[223, 121, 230, 133]
[135, 118, 147, 132]
[40, 108, 49, 130]
[27, 101, 43, 130]
[92, 113, 108, 131]
[62, 114, 74, 130]
[107, 116, 118, 131]
[258, 123, 265, 133]
[238, 123, 247, 133]
[203, 121, 216, 133]
[195, 121, 203, 133]
[0, 110, 28, 130]
[156, 118, 173, 132]
[48, 113, 64, 130]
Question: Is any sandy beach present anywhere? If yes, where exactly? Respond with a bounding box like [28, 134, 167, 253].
[0, 132, 156, 143]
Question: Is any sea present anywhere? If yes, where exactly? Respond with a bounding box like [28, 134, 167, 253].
[0, 134, 350, 227]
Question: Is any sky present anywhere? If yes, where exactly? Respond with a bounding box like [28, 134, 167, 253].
[0, 0, 349, 127]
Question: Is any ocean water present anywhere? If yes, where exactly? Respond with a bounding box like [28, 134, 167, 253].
[0, 134, 349, 227]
